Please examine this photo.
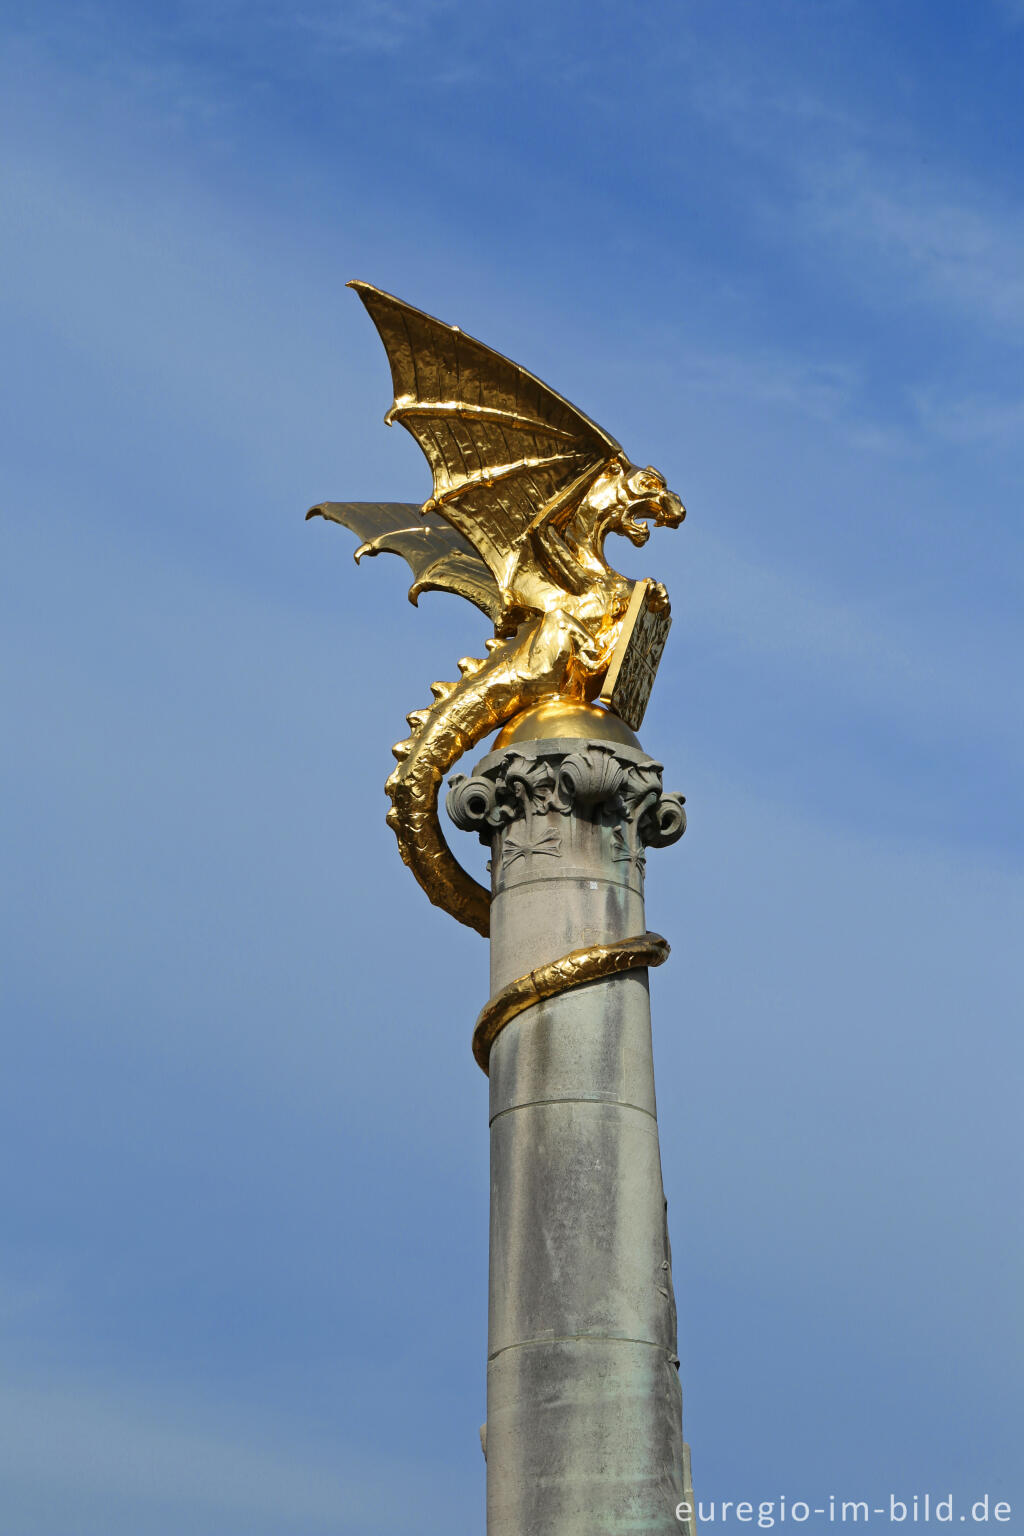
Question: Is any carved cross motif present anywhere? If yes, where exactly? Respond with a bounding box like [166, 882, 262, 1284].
[610, 822, 647, 879]
[501, 822, 563, 869]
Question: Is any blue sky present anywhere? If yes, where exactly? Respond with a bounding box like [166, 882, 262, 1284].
[1, 1, 1022, 1531]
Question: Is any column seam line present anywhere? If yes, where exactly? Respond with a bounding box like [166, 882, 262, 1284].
[490, 1095, 657, 1126]
[491, 873, 640, 898]
[488, 1334, 672, 1362]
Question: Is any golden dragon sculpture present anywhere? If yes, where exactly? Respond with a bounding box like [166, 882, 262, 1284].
[308, 282, 685, 960]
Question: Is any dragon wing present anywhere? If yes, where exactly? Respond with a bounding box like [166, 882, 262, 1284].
[306, 500, 503, 623]
[350, 281, 623, 596]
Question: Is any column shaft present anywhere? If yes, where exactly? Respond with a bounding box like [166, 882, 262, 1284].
[450, 738, 689, 1536]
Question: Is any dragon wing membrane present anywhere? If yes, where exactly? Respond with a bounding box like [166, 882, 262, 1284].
[349, 281, 623, 591]
[306, 500, 503, 622]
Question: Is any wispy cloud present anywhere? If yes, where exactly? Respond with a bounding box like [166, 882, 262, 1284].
[686, 50, 1024, 341]
[913, 387, 1024, 446]
[802, 155, 1024, 335]
[672, 347, 908, 455]
[203, 0, 458, 56]
[0, 1370, 451, 1530]
[684, 527, 1022, 760]
[683, 350, 860, 425]
[9, 0, 459, 58]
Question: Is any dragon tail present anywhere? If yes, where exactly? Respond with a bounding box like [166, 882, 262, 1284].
[384, 615, 589, 935]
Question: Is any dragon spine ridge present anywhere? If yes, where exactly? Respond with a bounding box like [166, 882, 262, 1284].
[384, 616, 601, 936]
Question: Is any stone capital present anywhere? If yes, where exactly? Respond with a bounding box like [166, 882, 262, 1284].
[446, 738, 684, 893]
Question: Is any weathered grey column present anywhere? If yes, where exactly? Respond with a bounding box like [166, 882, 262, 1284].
[448, 708, 694, 1536]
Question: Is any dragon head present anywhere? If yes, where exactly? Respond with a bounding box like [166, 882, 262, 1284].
[582, 459, 686, 549]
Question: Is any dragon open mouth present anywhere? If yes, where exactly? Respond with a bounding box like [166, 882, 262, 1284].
[622, 488, 685, 545]
[622, 510, 654, 546]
